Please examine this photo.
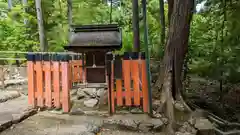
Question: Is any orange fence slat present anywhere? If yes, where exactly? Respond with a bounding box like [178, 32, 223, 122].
[116, 79, 123, 106]
[123, 60, 131, 106]
[131, 60, 140, 106]
[141, 60, 149, 112]
[113, 91, 143, 106]
[113, 91, 143, 98]
[71, 60, 86, 83]
[44, 61, 52, 108]
[53, 61, 61, 108]
[27, 61, 36, 107]
[61, 61, 70, 112]
[35, 61, 44, 107]
[68, 61, 72, 89]
[111, 62, 115, 113]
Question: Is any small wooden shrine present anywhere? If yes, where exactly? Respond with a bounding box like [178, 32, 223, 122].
[64, 24, 122, 84]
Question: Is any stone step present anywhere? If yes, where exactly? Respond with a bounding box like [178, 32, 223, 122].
[0, 96, 37, 132]
[0, 91, 21, 103]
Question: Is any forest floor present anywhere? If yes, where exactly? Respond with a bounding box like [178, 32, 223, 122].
[185, 75, 240, 123]
[0, 110, 165, 135]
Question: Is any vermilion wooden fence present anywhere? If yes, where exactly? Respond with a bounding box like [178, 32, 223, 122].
[27, 52, 150, 114]
[106, 52, 150, 114]
[69, 60, 86, 84]
[27, 54, 71, 112]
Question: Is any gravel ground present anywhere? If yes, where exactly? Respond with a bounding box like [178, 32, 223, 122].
[0, 111, 166, 135]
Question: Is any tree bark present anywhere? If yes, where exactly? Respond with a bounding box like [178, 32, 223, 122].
[8, 0, 12, 11]
[22, 0, 28, 25]
[67, 0, 73, 40]
[167, 0, 174, 24]
[35, 0, 47, 51]
[132, 0, 140, 52]
[159, 0, 165, 46]
[157, 0, 194, 133]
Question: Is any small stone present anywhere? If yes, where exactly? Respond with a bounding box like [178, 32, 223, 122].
[120, 119, 138, 130]
[152, 100, 161, 110]
[96, 88, 106, 97]
[152, 111, 162, 118]
[70, 89, 78, 96]
[71, 95, 78, 101]
[188, 117, 196, 125]
[174, 102, 185, 111]
[176, 131, 190, 135]
[149, 119, 164, 131]
[98, 90, 108, 107]
[161, 117, 168, 124]
[77, 90, 85, 100]
[70, 108, 85, 115]
[194, 118, 214, 135]
[179, 127, 186, 133]
[138, 123, 152, 132]
[49, 109, 63, 114]
[191, 128, 197, 134]
[182, 122, 189, 129]
[130, 108, 143, 114]
[86, 123, 101, 133]
[82, 88, 97, 98]
[84, 99, 98, 108]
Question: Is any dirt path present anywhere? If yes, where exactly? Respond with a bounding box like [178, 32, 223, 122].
[0, 93, 36, 131]
[0, 111, 166, 135]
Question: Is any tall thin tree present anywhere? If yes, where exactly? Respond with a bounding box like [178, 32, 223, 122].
[35, 0, 47, 51]
[159, 0, 165, 47]
[67, 0, 73, 40]
[7, 0, 12, 10]
[132, 0, 140, 52]
[22, 0, 28, 25]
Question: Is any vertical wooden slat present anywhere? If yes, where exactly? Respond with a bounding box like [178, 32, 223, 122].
[44, 61, 52, 108]
[78, 60, 83, 82]
[111, 61, 115, 113]
[116, 79, 123, 106]
[82, 53, 86, 83]
[141, 60, 149, 112]
[53, 61, 60, 108]
[77, 60, 82, 82]
[131, 60, 140, 106]
[35, 61, 44, 107]
[69, 61, 72, 88]
[27, 61, 35, 107]
[123, 60, 131, 106]
[73, 65, 77, 82]
[61, 61, 70, 112]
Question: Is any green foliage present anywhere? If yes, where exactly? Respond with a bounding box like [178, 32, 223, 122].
[0, 5, 38, 52]
[0, 0, 240, 84]
[189, 0, 240, 83]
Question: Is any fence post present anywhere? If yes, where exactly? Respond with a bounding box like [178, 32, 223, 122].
[52, 54, 61, 109]
[140, 52, 149, 113]
[106, 52, 113, 114]
[27, 53, 36, 107]
[43, 54, 52, 108]
[61, 54, 70, 112]
[35, 54, 44, 107]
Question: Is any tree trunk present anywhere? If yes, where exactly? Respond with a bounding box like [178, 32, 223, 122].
[157, 0, 194, 133]
[167, 0, 174, 24]
[132, 0, 140, 52]
[22, 0, 28, 25]
[35, 0, 47, 51]
[8, 0, 12, 10]
[67, 0, 73, 40]
[159, 0, 165, 46]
